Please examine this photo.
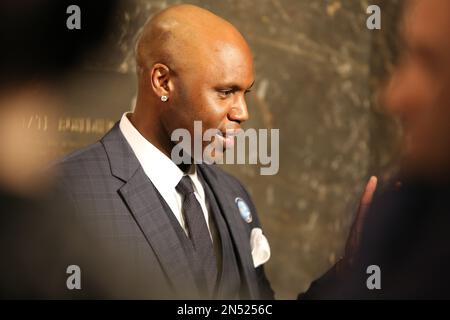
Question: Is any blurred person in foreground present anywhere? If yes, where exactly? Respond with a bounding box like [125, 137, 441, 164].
[300, 0, 450, 299]
[0, 1, 128, 298]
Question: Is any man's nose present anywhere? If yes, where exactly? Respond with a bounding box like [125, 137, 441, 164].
[228, 96, 249, 123]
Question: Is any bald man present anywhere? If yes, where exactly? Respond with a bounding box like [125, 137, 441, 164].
[55, 5, 273, 299]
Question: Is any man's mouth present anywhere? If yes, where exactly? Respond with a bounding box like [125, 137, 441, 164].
[215, 129, 240, 149]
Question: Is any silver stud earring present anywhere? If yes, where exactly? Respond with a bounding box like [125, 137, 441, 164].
[161, 95, 168, 102]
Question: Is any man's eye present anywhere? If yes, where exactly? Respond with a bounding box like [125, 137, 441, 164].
[218, 89, 233, 97]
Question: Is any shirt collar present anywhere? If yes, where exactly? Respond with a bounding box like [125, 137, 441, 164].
[119, 112, 184, 192]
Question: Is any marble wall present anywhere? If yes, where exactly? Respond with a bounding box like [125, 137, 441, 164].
[44, 0, 402, 299]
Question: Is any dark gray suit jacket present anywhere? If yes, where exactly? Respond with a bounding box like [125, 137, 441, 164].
[55, 123, 273, 299]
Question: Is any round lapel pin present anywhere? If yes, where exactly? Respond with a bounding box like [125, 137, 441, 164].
[235, 197, 252, 223]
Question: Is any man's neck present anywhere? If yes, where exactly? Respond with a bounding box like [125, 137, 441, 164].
[128, 111, 174, 159]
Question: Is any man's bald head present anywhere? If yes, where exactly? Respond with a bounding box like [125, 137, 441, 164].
[131, 4, 254, 161]
[135, 4, 252, 75]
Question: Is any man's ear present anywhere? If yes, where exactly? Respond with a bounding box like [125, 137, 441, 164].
[150, 63, 171, 98]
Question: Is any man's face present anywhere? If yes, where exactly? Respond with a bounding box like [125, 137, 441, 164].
[162, 42, 254, 161]
[383, 0, 450, 176]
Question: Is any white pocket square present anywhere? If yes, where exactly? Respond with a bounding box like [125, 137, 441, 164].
[250, 228, 271, 268]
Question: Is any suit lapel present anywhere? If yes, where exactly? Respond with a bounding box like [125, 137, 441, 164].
[198, 165, 260, 299]
[101, 124, 198, 297]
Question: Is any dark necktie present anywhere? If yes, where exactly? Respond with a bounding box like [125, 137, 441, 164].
[176, 175, 217, 296]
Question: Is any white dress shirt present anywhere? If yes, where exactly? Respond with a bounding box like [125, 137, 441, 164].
[119, 112, 211, 237]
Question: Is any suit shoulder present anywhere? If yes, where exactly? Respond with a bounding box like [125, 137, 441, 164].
[55, 141, 109, 177]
